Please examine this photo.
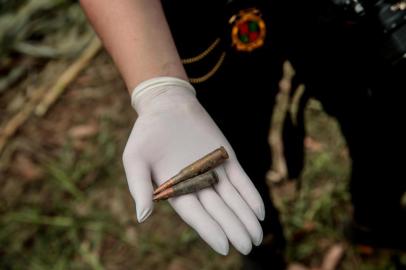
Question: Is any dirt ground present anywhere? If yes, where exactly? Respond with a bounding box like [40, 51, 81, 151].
[1, 49, 405, 270]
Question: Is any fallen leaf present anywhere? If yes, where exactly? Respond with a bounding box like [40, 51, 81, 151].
[13, 153, 44, 182]
[68, 123, 98, 139]
[356, 244, 374, 256]
[304, 136, 324, 152]
[167, 259, 190, 270]
[288, 263, 310, 270]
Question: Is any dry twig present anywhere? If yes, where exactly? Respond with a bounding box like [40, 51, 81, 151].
[268, 61, 294, 183]
[35, 37, 102, 116]
[321, 243, 345, 270]
[0, 37, 102, 155]
[0, 85, 47, 155]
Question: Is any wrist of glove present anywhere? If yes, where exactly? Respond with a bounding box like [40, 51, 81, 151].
[123, 76, 265, 255]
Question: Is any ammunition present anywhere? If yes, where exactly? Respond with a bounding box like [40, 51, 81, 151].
[153, 170, 219, 201]
[153, 146, 228, 195]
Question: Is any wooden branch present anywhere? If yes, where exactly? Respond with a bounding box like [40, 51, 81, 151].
[268, 61, 295, 183]
[321, 244, 345, 270]
[35, 37, 102, 116]
[0, 36, 102, 155]
[0, 85, 47, 155]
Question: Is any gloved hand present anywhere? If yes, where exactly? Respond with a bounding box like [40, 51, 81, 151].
[122, 77, 265, 255]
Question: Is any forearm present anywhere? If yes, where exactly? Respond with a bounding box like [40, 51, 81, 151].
[80, 0, 188, 93]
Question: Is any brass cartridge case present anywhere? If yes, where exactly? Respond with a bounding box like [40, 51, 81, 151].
[153, 146, 228, 195]
[153, 170, 219, 201]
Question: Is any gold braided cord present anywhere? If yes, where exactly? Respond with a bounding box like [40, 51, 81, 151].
[189, 52, 226, 84]
[181, 38, 221, 64]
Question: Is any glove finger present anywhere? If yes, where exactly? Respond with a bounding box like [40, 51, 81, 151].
[169, 194, 229, 255]
[224, 160, 265, 221]
[197, 186, 252, 255]
[214, 167, 263, 246]
[122, 152, 154, 223]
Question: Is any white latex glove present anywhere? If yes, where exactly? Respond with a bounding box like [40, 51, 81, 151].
[123, 77, 265, 255]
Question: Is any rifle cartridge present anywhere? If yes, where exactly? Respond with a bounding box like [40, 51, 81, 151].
[153, 170, 219, 201]
[153, 146, 228, 195]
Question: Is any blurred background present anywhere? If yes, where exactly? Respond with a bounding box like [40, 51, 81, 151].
[0, 1, 404, 269]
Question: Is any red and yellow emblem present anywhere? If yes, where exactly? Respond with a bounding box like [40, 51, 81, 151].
[229, 8, 266, 52]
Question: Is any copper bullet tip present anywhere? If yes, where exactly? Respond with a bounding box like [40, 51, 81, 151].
[153, 187, 174, 201]
[153, 179, 174, 195]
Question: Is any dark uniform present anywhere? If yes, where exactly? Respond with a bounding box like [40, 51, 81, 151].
[162, 0, 406, 268]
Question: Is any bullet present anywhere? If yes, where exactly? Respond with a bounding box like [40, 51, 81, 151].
[153, 146, 228, 195]
[153, 170, 219, 201]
